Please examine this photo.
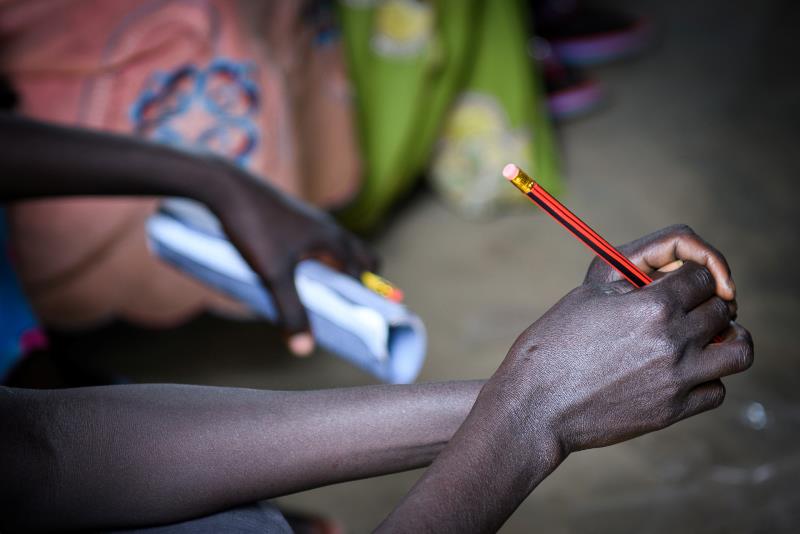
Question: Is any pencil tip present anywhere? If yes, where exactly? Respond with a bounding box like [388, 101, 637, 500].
[502, 163, 519, 180]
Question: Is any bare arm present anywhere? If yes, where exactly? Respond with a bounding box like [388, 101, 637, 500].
[0, 111, 237, 204]
[0, 206, 751, 533]
[0, 381, 482, 531]
[0, 112, 376, 348]
[378, 227, 752, 533]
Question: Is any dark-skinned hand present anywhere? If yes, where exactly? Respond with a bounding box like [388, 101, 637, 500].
[0, 114, 379, 356]
[585, 223, 737, 317]
[207, 161, 378, 356]
[491, 225, 752, 454]
[377, 226, 754, 533]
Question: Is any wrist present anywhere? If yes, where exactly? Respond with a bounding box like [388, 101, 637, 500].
[472, 372, 567, 494]
[486, 354, 569, 461]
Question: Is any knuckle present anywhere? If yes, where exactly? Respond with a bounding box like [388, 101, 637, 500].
[691, 314, 710, 338]
[708, 384, 726, 408]
[692, 265, 714, 289]
[710, 297, 730, 321]
[666, 366, 686, 397]
[733, 340, 755, 371]
[651, 330, 680, 362]
[647, 295, 674, 322]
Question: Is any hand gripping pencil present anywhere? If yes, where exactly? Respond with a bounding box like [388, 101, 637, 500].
[503, 163, 653, 288]
[504, 163, 727, 344]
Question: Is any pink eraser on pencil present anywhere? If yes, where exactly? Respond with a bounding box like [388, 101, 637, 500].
[502, 163, 519, 180]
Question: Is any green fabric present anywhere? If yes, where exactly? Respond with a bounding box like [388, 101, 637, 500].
[338, 0, 560, 230]
[468, 0, 560, 195]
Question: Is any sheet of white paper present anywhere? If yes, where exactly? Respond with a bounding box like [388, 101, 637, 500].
[148, 215, 390, 361]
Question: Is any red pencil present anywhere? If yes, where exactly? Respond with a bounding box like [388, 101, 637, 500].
[503, 163, 653, 288]
[503, 163, 724, 343]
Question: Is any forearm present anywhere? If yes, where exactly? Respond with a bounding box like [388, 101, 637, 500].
[0, 112, 233, 207]
[378, 361, 564, 533]
[0, 381, 482, 531]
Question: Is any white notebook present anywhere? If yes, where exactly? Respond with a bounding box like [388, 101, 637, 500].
[147, 199, 427, 384]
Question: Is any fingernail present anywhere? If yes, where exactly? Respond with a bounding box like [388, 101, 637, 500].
[289, 333, 314, 357]
[728, 278, 737, 297]
[658, 259, 684, 273]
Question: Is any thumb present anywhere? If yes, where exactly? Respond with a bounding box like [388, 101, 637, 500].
[267, 267, 314, 357]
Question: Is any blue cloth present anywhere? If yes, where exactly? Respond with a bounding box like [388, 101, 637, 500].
[0, 208, 42, 381]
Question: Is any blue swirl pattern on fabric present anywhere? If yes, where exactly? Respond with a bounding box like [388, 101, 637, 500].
[130, 58, 260, 166]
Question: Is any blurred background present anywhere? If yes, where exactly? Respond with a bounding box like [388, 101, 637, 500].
[3, 0, 798, 532]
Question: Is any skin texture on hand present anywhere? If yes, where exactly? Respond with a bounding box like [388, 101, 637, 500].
[503, 261, 751, 453]
[213, 165, 378, 351]
[585, 224, 736, 301]
[585, 223, 738, 323]
[378, 227, 753, 533]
